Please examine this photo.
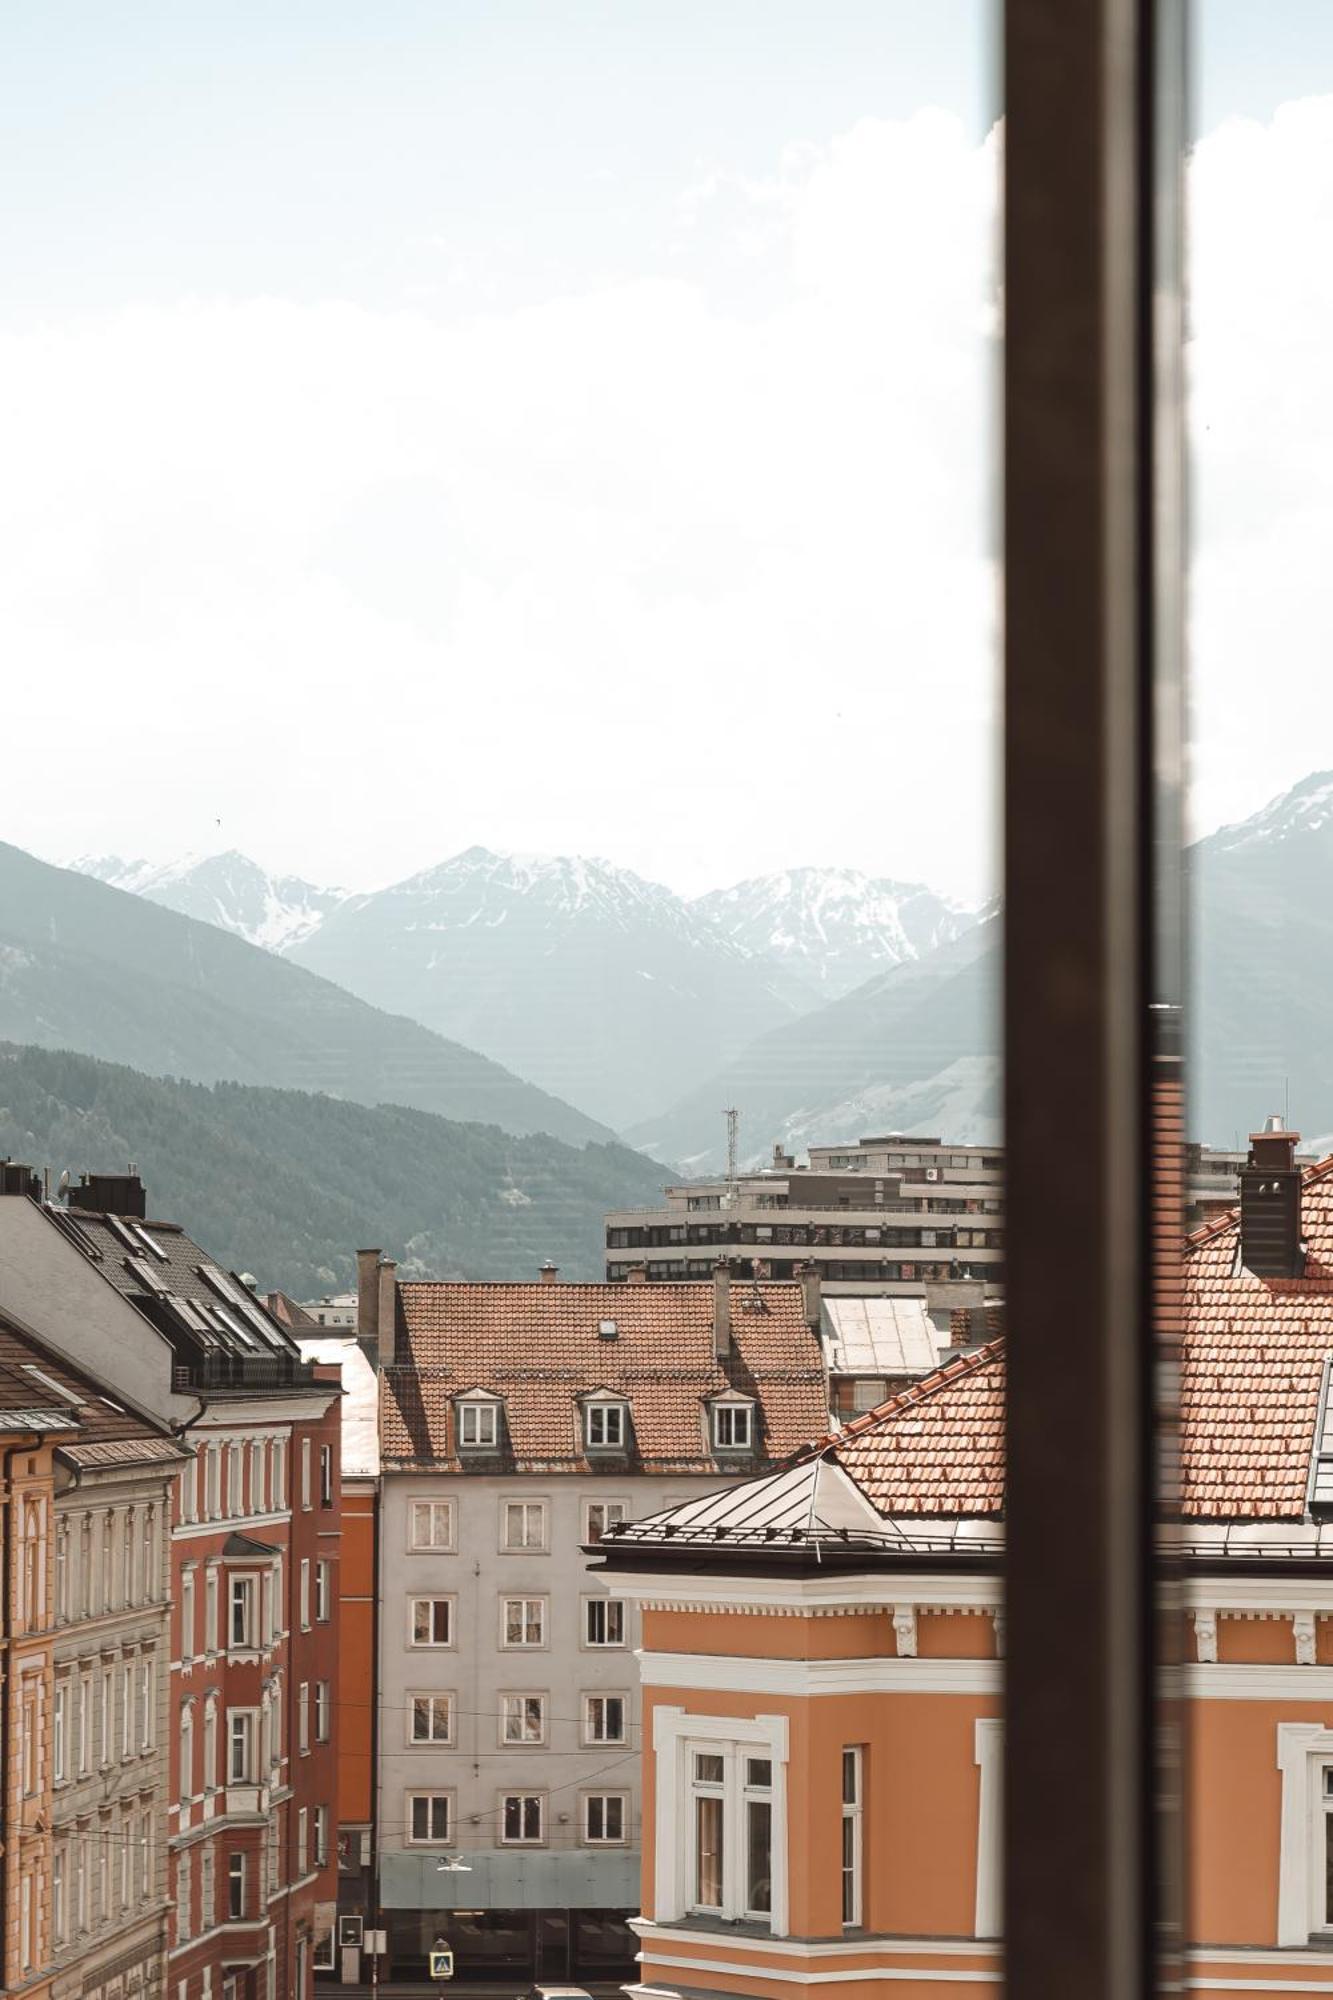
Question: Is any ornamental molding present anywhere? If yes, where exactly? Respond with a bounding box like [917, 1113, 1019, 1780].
[640, 1649, 1002, 1698]
[892, 1606, 918, 1658]
[1194, 1612, 1217, 1663]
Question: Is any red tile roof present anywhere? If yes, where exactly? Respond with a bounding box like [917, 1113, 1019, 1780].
[832, 1341, 1006, 1517]
[382, 1279, 828, 1472]
[1179, 1157, 1333, 1519]
[0, 1316, 184, 1464]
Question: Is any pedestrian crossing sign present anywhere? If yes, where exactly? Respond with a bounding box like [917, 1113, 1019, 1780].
[430, 1945, 455, 1980]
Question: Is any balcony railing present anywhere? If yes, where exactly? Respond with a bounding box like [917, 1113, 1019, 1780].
[172, 1355, 319, 1394]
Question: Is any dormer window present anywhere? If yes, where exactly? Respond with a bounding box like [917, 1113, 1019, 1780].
[584, 1399, 629, 1452]
[456, 1395, 501, 1450]
[712, 1398, 756, 1452]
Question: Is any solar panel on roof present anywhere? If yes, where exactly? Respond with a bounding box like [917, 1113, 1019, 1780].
[212, 1304, 262, 1352]
[104, 1213, 140, 1252]
[125, 1254, 169, 1296]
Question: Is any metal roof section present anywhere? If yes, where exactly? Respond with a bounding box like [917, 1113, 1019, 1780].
[820, 1294, 940, 1377]
[297, 1333, 381, 1479]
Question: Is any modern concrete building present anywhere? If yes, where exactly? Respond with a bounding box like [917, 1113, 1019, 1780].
[605, 1136, 1005, 1306]
[356, 1255, 830, 1985]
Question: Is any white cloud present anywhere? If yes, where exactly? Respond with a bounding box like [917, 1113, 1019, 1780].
[2, 110, 1003, 899]
[1188, 97, 1333, 837]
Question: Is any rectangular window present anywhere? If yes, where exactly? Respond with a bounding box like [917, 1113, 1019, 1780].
[841, 1747, 863, 1927]
[141, 1811, 154, 1899]
[501, 1693, 546, 1744]
[584, 1597, 626, 1647]
[583, 1500, 627, 1544]
[410, 1596, 454, 1646]
[299, 1681, 310, 1754]
[139, 1659, 153, 1750]
[320, 1444, 333, 1506]
[410, 1692, 453, 1743]
[122, 1663, 134, 1757]
[692, 1754, 725, 1911]
[176, 1854, 191, 1940]
[585, 1693, 626, 1744]
[409, 1499, 454, 1550]
[408, 1793, 452, 1844]
[55, 1521, 69, 1621]
[228, 1852, 245, 1920]
[78, 1676, 91, 1777]
[501, 1597, 546, 1648]
[299, 1559, 310, 1629]
[229, 1575, 255, 1648]
[500, 1794, 544, 1845]
[53, 1847, 66, 1943]
[713, 1403, 753, 1450]
[99, 1669, 112, 1767]
[502, 1499, 547, 1551]
[315, 1560, 331, 1622]
[301, 1437, 312, 1509]
[53, 1682, 68, 1782]
[271, 1440, 285, 1510]
[687, 1746, 776, 1923]
[228, 1711, 254, 1783]
[585, 1402, 627, 1449]
[182, 1572, 195, 1664]
[457, 1401, 498, 1448]
[297, 1806, 309, 1875]
[227, 1445, 242, 1516]
[584, 1793, 627, 1844]
[315, 1680, 331, 1743]
[315, 1804, 329, 1866]
[205, 1570, 219, 1654]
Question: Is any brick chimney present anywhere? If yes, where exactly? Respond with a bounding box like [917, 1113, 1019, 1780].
[796, 1259, 821, 1331]
[377, 1256, 399, 1365]
[713, 1261, 732, 1361]
[357, 1248, 398, 1363]
[540, 1261, 559, 1285]
[1240, 1115, 1305, 1278]
[75, 1169, 147, 1218]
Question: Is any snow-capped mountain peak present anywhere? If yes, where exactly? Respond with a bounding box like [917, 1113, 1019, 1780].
[71, 850, 348, 953]
[690, 864, 978, 1000]
[1207, 771, 1333, 854]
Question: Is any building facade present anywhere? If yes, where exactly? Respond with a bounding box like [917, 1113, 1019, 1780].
[596, 1119, 1333, 1999]
[605, 1136, 1005, 1303]
[0, 1175, 345, 2000]
[358, 1253, 830, 1985]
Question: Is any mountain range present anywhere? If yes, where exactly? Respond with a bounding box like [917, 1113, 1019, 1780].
[73, 847, 975, 1130]
[0, 841, 610, 1146]
[0, 1042, 663, 1294]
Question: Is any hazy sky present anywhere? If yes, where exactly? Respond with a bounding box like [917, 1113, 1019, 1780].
[3, 3, 1333, 902]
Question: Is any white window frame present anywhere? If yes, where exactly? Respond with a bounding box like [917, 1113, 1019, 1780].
[315, 1803, 329, 1867]
[227, 1709, 256, 1784]
[227, 1851, 246, 1920]
[298, 1681, 310, 1755]
[409, 1596, 455, 1648]
[408, 1691, 454, 1745]
[320, 1443, 333, 1507]
[499, 1792, 546, 1846]
[501, 1498, 548, 1552]
[315, 1680, 331, 1743]
[315, 1559, 331, 1622]
[584, 1400, 629, 1452]
[583, 1692, 627, 1745]
[583, 1792, 629, 1846]
[500, 1596, 547, 1649]
[408, 1499, 455, 1551]
[299, 1558, 310, 1630]
[652, 1707, 789, 1935]
[301, 1438, 312, 1510]
[712, 1400, 755, 1451]
[181, 1570, 196, 1664]
[53, 1680, 68, 1784]
[1277, 1721, 1333, 1944]
[841, 1746, 863, 1928]
[229, 1574, 257, 1650]
[406, 1791, 453, 1846]
[583, 1498, 628, 1545]
[500, 1692, 546, 1746]
[456, 1398, 499, 1449]
[583, 1595, 626, 1648]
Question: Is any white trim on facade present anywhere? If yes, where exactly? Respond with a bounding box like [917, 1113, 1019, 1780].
[1190, 1668, 1333, 1702]
[639, 1650, 1002, 1698]
[973, 1719, 1003, 1939]
[651, 1705, 790, 1937]
[629, 1957, 1002, 1986]
[611, 1571, 1001, 1613]
[1277, 1721, 1333, 1947]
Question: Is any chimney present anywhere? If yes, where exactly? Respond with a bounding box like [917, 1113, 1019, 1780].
[625, 1263, 648, 1285]
[1240, 1115, 1305, 1278]
[76, 1169, 147, 1218]
[713, 1261, 732, 1361]
[539, 1261, 559, 1285]
[377, 1256, 399, 1367]
[357, 1249, 382, 1354]
[796, 1259, 821, 1331]
[0, 1161, 42, 1201]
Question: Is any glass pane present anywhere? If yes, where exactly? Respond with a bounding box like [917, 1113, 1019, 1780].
[746, 1800, 773, 1914]
[746, 1758, 772, 1790]
[695, 1796, 724, 1909]
[694, 1754, 724, 1786]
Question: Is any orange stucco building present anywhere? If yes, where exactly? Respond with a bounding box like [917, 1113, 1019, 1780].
[596, 1122, 1333, 1998]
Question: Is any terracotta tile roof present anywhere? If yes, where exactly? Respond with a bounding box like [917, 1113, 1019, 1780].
[832, 1341, 1006, 1517]
[0, 1316, 183, 1461]
[1179, 1156, 1333, 1519]
[382, 1279, 828, 1472]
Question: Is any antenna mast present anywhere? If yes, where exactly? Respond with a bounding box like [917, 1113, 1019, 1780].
[724, 1107, 739, 1201]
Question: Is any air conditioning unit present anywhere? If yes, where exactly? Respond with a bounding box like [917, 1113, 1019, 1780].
[925, 1168, 940, 1182]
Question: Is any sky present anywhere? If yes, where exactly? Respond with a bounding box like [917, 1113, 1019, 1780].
[3, 2, 1333, 903]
